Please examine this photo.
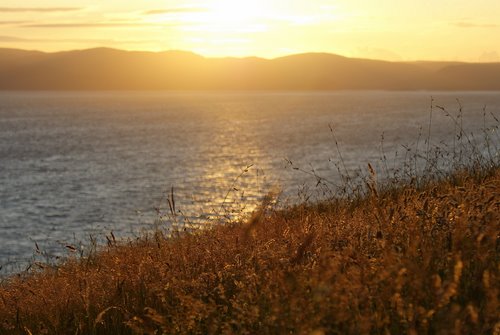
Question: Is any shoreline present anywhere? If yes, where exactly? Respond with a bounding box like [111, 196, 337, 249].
[0, 165, 498, 334]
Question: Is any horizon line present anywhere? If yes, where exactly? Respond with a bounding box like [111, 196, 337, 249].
[1, 45, 496, 64]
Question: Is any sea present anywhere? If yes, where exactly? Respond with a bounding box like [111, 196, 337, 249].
[1, 91, 499, 274]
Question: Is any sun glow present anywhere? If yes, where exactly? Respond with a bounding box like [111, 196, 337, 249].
[0, 0, 499, 61]
[206, 0, 268, 24]
[179, 0, 270, 34]
[166, 0, 272, 56]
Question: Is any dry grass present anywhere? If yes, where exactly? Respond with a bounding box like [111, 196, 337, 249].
[0, 164, 498, 334]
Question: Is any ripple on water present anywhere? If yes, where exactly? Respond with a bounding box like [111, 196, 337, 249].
[1, 91, 499, 274]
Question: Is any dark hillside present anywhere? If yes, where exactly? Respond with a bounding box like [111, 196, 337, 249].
[0, 47, 499, 90]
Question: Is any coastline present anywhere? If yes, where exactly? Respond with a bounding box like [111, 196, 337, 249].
[0, 165, 498, 334]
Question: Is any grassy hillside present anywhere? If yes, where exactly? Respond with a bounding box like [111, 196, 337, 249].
[0, 164, 498, 334]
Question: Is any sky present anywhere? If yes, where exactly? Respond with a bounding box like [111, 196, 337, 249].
[0, 0, 499, 62]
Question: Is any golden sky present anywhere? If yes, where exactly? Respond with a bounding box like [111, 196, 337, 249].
[1, 0, 499, 62]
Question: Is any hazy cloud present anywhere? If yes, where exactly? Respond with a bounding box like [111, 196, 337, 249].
[0, 35, 28, 42]
[0, 7, 82, 13]
[143, 8, 206, 15]
[478, 51, 500, 62]
[23, 22, 175, 28]
[454, 21, 499, 28]
[0, 34, 158, 45]
[0, 21, 29, 25]
[0, 34, 84, 43]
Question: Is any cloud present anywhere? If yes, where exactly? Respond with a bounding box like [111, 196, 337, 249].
[0, 34, 92, 43]
[0, 21, 29, 25]
[143, 8, 206, 15]
[453, 21, 499, 28]
[0, 7, 82, 13]
[0, 35, 28, 42]
[478, 51, 500, 63]
[22, 22, 175, 28]
[0, 34, 159, 45]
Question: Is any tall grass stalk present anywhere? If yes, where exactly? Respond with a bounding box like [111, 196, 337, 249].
[0, 102, 498, 334]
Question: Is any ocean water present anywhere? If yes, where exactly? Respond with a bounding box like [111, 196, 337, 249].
[0, 91, 499, 273]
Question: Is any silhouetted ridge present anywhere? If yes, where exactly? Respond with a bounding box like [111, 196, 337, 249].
[0, 47, 498, 90]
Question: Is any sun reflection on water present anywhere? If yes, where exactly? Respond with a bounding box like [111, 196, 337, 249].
[155, 109, 277, 230]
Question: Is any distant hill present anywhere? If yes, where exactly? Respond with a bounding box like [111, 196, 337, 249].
[0, 47, 499, 90]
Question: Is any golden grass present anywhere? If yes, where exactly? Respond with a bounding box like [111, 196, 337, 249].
[0, 167, 499, 334]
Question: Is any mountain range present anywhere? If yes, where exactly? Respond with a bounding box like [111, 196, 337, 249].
[1, 47, 499, 90]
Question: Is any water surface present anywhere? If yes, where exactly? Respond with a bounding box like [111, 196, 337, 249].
[1, 91, 498, 273]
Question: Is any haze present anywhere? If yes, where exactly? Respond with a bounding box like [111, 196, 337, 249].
[1, 0, 499, 62]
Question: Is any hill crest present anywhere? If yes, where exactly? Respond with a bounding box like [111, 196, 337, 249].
[0, 48, 499, 90]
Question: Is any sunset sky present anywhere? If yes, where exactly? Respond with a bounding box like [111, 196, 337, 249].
[1, 0, 499, 62]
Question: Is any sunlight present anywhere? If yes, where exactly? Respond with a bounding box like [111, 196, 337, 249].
[206, 0, 267, 24]
[176, 0, 270, 34]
